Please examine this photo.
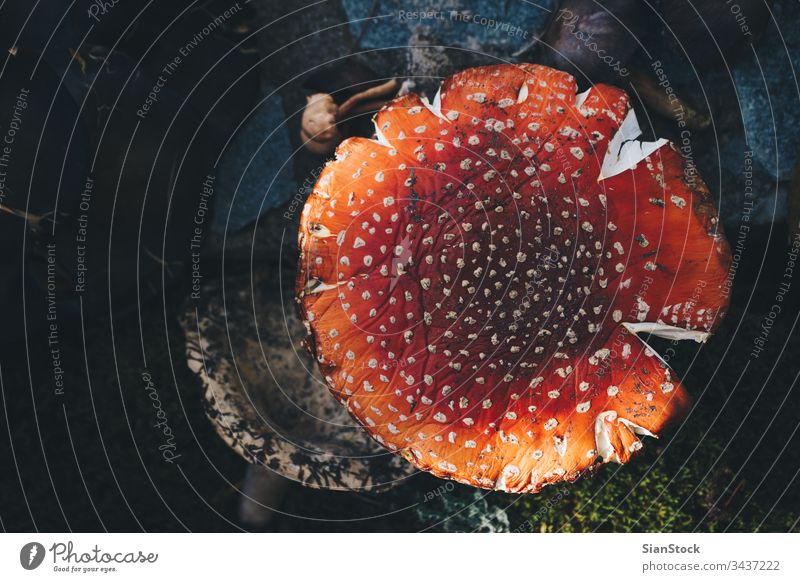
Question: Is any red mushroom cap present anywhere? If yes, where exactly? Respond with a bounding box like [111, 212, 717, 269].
[296, 64, 731, 493]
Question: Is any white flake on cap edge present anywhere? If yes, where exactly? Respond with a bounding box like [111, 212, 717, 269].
[623, 322, 710, 343]
[598, 108, 668, 182]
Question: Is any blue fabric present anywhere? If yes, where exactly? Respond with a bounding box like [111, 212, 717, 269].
[342, 0, 554, 53]
[733, 0, 800, 182]
[212, 90, 297, 234]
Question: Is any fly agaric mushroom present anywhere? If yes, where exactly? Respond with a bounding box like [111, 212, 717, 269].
[296, 64, 731, 493]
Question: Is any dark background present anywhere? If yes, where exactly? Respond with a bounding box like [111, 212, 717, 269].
[0, 0, 798, 532]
